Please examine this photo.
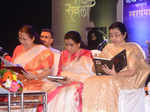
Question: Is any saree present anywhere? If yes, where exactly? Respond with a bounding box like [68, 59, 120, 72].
[42, 49, 95, 112]
[82, 42, 150, 112]
[12, 44, 57, 92]
[0, 45, 60, 112]
[58, 49, 95, 82]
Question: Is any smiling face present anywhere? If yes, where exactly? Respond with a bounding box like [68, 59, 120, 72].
[109, 28, 126, 45]
[64, 39, 80, 54]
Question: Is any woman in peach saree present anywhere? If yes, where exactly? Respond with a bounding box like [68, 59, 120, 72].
[82, 22, 150, 112]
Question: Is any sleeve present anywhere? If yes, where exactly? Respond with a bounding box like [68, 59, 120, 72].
[11, 45, 22, 62]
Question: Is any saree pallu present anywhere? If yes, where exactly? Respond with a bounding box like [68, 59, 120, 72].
[58, 49, 95, 82]
[11, 44, 54, 91]
[38, 49, 95, 112]
[82, 42, 150, 112]
[12, 45, 86, 112]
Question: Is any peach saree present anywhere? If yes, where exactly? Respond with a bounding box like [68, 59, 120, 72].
[82, 42, 150, 112]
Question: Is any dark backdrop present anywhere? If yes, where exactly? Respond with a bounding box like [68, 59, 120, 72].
[0, 0, 52, 56]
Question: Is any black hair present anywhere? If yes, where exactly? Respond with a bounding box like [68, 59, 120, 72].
[41, 28, 54, 39]
[109, 21, 128, 39]
[64, 31, 81, 44]
[19, 25, 42, 44]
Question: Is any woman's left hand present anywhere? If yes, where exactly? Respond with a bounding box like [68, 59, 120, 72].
[102, 64, 117, 75]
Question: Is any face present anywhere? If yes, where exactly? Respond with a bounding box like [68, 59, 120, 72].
[18, 32, 34, 48]
[40, 32, 53, 47]
[109, 28, 126, 44]
[64, 39, 80, 54]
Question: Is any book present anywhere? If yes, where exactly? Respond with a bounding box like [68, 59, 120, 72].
[93, 49, 127, 75]
[0, 56, 27, 74]
[47, 75, 65, 80]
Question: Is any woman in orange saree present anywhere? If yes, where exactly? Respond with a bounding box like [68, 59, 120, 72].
[11, 25, 57, 92]
[82, 22, 150, 112]
[2, 25, 60, 112]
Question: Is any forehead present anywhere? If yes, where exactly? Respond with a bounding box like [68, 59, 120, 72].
[21, 32, 29, 37]
[65, 39, 76, 44]
[41, 32, 51, 36]
[109, 28, 121, 34]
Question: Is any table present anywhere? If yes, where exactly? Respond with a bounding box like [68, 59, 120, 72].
[0, 88, 47, 112]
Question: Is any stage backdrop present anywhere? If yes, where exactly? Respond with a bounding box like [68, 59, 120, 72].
[123, 0, 150, 57]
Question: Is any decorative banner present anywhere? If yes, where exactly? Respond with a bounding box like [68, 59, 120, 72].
[123, 0, 150, 56]
[65, 0, 96, 21]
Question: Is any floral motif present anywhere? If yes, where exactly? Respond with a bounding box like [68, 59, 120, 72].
[0, 69, 23, 92]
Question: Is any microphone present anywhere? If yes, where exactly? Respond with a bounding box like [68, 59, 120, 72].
[97, 40, 108, 51]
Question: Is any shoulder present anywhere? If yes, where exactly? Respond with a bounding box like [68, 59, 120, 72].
[37, 45, 54, 56]
[14, 45, 23, 50]
[13, 45, 23, 53]
[81, 49, 92, 54]
[126, 42, 146, 58]
[50, 47, 60, 54]
[80, 49, 93, 58]
[126, 42, 144, 52]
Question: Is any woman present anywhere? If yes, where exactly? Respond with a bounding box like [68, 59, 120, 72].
[11, 25, 57, 92]
[82, 22, 150, 112]
[44, 31, 95, 112]
[58, 31, 95, 81]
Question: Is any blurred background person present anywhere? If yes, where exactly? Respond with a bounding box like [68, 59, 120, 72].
[40, 28, 60, 76]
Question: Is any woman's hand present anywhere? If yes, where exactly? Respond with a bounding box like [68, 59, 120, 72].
[102, 64, 117, 75]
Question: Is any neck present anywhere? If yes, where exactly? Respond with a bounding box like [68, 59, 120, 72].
[24, 43, 35, 51]
[114, 41, 126, 46]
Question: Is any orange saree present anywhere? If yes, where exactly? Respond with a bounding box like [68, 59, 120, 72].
[12, 44, 56, 92]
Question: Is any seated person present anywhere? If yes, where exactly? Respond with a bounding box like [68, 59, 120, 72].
[10, 25, 57, 92]
[58, 31, 95, 82]
[40, 28, 60, 76]
[82, 22, 150, 112]
[43, 31, 96, 112]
